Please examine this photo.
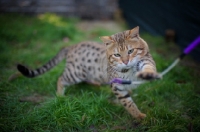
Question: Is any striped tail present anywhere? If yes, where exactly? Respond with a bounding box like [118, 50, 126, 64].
[17, 48, 68, 78]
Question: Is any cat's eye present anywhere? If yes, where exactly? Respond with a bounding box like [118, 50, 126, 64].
[114, 53, 121, 57]
[128, 49, 134, 54]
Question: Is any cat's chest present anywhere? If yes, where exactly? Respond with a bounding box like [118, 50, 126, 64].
[115, 67, 137, 81]
[115, 69, 140, 89]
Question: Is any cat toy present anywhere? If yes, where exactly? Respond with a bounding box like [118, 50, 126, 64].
[111, 36, 200, 85]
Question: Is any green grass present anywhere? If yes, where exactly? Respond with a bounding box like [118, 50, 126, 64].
[0, 13, 200, 132]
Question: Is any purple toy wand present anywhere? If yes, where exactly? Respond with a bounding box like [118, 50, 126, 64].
[111, 36, 200, 85]
[184, 36, 200, 54]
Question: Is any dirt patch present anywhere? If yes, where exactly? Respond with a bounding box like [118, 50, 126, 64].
[19, 93, 51, 104]
[76, 20, 123, 33]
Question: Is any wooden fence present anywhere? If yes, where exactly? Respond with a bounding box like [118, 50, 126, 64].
[0, 0, 118, 19]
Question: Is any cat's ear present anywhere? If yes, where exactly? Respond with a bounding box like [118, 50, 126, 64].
[99, 36, 114, 46]
[128, 26, 140, 39]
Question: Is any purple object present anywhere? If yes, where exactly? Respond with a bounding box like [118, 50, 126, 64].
[184, 36, 200, 54]
[110, 78, 131, 84]
[110, 78, 122, 84]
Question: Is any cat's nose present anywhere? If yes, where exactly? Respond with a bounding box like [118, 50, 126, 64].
[122, 60, 129, 65]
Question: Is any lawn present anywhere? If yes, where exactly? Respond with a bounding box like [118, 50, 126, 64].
[0, 13, 200, 132]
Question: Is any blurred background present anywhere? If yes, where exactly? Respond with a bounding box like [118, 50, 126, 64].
[0, 0, 200, 61]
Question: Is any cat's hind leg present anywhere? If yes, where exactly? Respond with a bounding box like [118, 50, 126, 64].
[56, 76, 66, 96]
[56, 68, 83, 96]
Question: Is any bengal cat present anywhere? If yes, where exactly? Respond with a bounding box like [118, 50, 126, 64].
[17, 26, 159, 120]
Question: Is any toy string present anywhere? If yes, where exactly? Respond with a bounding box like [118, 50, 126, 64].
[111, 36, 200, 85]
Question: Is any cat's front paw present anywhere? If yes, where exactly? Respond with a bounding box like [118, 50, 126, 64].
[136, 113, 146, 120]
[136, 71, 160, 80]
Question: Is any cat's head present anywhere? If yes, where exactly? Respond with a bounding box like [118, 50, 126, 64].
[100, 26, 149, 71]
